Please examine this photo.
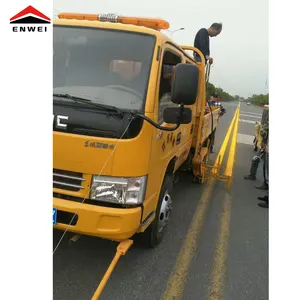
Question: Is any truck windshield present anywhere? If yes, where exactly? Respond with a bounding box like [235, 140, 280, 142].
[53, 25, 156, 112]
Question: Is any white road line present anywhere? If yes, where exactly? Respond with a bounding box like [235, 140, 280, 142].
[237, 133, 254, 145]
[240, 111, 262, 116]
[239, 119, 256, 124]
[240, 113, 261, 119]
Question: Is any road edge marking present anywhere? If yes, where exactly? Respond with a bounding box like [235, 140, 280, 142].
[162, 106, 239, 299]
[208, 193, 232, 300]
[162, 181, 215, 300]
[224, 104, 240, 180]
[213, 106, 239, 175]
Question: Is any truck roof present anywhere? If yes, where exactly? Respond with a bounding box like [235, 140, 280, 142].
[54, 18, 167, 40]
[53, 18, 196, 62]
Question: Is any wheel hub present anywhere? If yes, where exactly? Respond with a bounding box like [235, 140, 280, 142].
[157, 191, 172, 233]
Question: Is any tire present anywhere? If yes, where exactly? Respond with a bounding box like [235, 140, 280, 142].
[139, 175, 173, 248]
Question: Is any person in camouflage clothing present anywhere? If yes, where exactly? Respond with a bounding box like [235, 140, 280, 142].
[244, 119, 269, 181]
[257, 119, 269, 208]
[256, 119, 269, 190]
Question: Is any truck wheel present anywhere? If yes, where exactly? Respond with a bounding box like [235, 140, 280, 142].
[140, 175, 173, 248]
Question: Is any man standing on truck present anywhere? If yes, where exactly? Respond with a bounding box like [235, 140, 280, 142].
[194, 22, 222, 64]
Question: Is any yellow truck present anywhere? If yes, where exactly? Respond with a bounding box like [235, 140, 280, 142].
[53, 12, 220, 247]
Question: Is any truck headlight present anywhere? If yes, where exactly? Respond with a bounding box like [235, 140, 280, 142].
[90, 175, 147, 205]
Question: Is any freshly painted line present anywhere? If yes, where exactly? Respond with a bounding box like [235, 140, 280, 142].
[162, 107, 240, 300]
[208, 193, 232, 300]
[224, 107, 240, 177]
[213, 107, 239, 174]
[208, 109, 240, 299]
[162, 181, 215, 300]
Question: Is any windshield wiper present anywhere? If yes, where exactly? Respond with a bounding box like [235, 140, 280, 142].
[53, 93, 124, 116]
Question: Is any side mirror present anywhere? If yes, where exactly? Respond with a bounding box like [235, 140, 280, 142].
[163, 107, 192, 124]
[171, 63, 199, 105]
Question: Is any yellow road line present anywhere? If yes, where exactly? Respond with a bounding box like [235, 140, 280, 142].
[162, 180, 215, 300]
[208, 105, 240, 299]
[162, 107, 239, 299]
[213, 107, 239, 175]
[208, 193, 232, 300]
[224, 104, 240, 178]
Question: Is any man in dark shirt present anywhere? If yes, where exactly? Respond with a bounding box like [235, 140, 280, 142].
[194, 23, 222, 64]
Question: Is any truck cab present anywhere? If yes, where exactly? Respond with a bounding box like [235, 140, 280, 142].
[53, 13, 219, 247]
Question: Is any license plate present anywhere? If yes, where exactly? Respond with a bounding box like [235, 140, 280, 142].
[53, 208, 57, 225]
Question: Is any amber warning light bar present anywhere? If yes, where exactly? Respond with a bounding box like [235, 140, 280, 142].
[58, 13, 170, 30]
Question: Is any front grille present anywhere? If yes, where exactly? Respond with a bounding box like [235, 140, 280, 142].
[53, 169, 85, 192]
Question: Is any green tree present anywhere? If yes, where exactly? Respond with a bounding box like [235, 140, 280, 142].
[206, 82, 235, 101]
[247, 93, 269, 106]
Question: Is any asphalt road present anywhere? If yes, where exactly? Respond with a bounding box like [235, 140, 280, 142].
[53, 102, 268, 300]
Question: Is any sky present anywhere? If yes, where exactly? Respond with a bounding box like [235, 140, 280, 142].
[53, 0, 269, 98]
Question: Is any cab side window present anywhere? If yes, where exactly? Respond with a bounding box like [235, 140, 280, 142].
[157, 51, 182, 124]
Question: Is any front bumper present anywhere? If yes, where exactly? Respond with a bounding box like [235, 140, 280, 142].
[53, 197, 142, 241]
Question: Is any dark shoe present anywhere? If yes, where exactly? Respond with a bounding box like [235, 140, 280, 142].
[258, 202, 268, 208]
[244, 174, 256, 180]
[258, 196, 268, 202]
[255, 182, 268, 190]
